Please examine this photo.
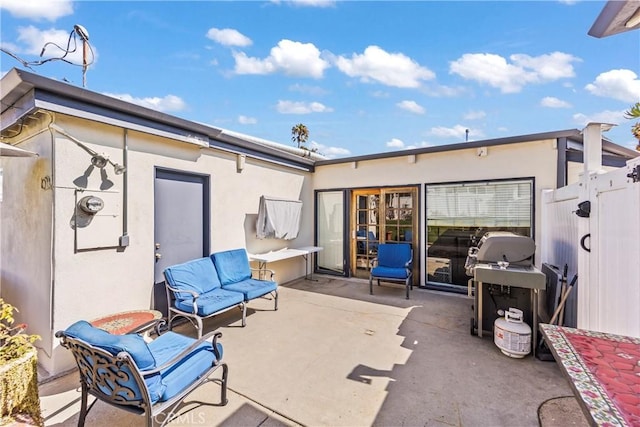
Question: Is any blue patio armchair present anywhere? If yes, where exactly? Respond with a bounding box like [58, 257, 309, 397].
[369, 243, 413, 299]
[56, 320, 228, 427]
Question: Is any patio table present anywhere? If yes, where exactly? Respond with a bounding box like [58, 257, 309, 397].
[540, 323, 640, 426]
[90, 309, 162, 335]
[249, 246, 323, 281]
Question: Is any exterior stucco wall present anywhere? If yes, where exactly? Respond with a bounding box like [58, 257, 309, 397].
[0, 119, 54, 372]
[2, 113, 313, 376]
[313, 139, 559, 282]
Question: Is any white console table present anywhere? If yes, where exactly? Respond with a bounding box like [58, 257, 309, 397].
[249, 246, 323, 281]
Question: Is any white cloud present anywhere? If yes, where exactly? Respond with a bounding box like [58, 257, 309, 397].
[309, 141, 350, 159]
[103, 93, 187, 112]
[233, 39, 329, 78]
[0, 0, 73, 21]
[573, 110, 625, 127]
[405, 141, 433, 149]
[371, 90, 390, 98]
[238, 115, 257, 124]
[450, 51, 580, 93]
[335, 45, 435, 88]
[430, 125, 484, 140]
[585, 69, 640, 103]
[276, 100, 333, 114]
[385, 138, 431, 150]
[206, 28, 252, 47]
[424, 84, 468, 97]
[541, 96, 572, 108]
[386, 138, 405, 148]
[464, 110, 486, 120]
[13, 25, 98, 66]
[272, 0, 336, 6]
[289, 83, 328, 96]
[397, 100, 425, 114]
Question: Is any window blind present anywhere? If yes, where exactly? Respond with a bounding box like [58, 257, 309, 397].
[426, 180, 532, 227]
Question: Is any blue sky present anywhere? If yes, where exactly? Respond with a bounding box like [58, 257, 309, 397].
[1, 0, 639, 158]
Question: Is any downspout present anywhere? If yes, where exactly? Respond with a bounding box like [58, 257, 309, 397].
[43, 111, 56, 358]
[556, 137, 567, 188]
[119, 129, 129, 247]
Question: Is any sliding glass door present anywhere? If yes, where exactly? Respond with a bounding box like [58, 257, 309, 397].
[316, 190, 346, 275]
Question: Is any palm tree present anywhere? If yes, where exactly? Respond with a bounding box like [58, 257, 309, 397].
[624, 102, 640, 151]
[291, 123, 309, 149]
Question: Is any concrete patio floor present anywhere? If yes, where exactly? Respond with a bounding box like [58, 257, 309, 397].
[37, 276, 589, 426]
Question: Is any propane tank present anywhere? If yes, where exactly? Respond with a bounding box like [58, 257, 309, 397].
[494, 307, 531, 358]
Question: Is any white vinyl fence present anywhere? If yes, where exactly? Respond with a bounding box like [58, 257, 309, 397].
[541, 124, 640, 337]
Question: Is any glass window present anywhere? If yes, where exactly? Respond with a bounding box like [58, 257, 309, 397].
[425, 179, 533, 290]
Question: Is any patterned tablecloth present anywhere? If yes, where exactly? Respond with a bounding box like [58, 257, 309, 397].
[90, 310, 162, 335]
[540, 324, 640, 426]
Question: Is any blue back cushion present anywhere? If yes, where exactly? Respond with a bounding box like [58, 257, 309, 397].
[64, 320, 156, 370]
[211, 249, 251, 285]
[164, 257, 222, 297]
[378, 244, 412, 269]
[64, 321, 165, 403]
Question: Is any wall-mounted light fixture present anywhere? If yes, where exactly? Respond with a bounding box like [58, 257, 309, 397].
[50, 124, 126, 175]
[78, 195, 104, 214]
[236, 153, 246, 173]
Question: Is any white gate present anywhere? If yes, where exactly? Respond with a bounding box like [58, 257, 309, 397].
[541, 124, 640, 337]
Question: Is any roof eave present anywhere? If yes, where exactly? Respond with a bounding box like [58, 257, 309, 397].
[589, 0, 640, 38]
[316, 129, 583, 166]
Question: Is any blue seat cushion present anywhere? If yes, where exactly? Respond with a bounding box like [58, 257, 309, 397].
[372, 266, 409, 280]
[164, 257, 222, 297]
[63, 321, 165, 404]
[222, 278, 277, 301]
[148, 332, 222, 402]
[211, 249, 252, 286]
[377, 244, 412, 269]
[174, 288, 244, 316]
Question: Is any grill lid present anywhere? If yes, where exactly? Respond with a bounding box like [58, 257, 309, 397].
[475, 232, 535, 263]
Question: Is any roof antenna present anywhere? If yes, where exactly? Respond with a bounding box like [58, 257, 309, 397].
[74, 24, 90, 88]
[465, 129, 470, 142]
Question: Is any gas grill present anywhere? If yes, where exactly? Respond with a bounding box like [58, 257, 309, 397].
[465, 231, 536, 275]
[465, 232, 545, 357]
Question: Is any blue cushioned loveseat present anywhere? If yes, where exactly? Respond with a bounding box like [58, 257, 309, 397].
[56, 320, 227, 427]
[164, 248, 278, 338]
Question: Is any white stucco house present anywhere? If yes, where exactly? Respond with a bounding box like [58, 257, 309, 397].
[0, 68, 637, 376]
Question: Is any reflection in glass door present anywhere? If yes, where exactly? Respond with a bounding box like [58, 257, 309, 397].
[351, 187, 418, 280]
[316, 190, 345, 275]
[352, 191, 380, 279]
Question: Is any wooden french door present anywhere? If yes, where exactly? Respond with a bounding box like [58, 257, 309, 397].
[351, 187, 418, 281]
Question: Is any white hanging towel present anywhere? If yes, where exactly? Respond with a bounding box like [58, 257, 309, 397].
[256, 195, 303, 240]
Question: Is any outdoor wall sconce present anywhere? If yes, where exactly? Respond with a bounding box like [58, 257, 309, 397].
[50, 124, 126, 175]
[575, 201, 591, 218]
[78, 195, 104, 214]
[90, 153, 126, 174]
[236, 153, 246, 173]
